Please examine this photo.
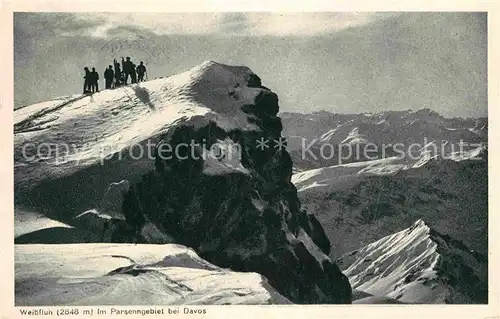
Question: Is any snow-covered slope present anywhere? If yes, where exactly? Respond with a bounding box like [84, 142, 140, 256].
[15, 208, 73, 238]
[15, 244, 291, 306]
[15, 209, 102, 243]
[336, 220, 488, 304]
[14, 61, 265, 193]
[14, 61, 351, 304]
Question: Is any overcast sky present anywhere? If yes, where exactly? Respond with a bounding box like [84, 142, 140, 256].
[14, 12, 487, 117]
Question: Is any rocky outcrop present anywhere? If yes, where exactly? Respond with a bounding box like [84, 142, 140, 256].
[120, 62, 351, 304]
[100, 180, 130, 218]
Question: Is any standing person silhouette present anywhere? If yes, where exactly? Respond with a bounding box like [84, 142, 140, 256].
[131, 63, 137, 84]
[104, 65, 114, 89]
[89, 67, 99, 93]
[137, 61, 147, 82]
[121, 56, 134, 84]
[114, 59, 122, 87]
[83, 67, 91, 93]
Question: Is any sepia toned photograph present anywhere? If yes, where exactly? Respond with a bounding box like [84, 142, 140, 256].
[11, 10, 491, 309]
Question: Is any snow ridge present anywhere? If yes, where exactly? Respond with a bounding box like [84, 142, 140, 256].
[14, 61, 264, 191]
[336, 220, 487, 304]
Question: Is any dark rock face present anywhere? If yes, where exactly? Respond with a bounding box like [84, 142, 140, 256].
[430, 228, 488, 304]
[121, 80, 352, 303]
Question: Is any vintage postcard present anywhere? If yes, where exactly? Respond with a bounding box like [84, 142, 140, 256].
[1, 1, 499, 318]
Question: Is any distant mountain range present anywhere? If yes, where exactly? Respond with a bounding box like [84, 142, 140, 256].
[281, 109, 487, 171]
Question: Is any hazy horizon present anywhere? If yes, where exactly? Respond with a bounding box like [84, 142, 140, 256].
[14, 12, 487, 118]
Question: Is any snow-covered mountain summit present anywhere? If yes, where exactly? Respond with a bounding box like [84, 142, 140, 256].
[15, 61, 275, 190]
[337, 219, 488, 304]
[14, 61, 351, 304]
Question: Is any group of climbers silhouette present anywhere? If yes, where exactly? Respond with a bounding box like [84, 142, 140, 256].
[83, 57, 147, 94]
